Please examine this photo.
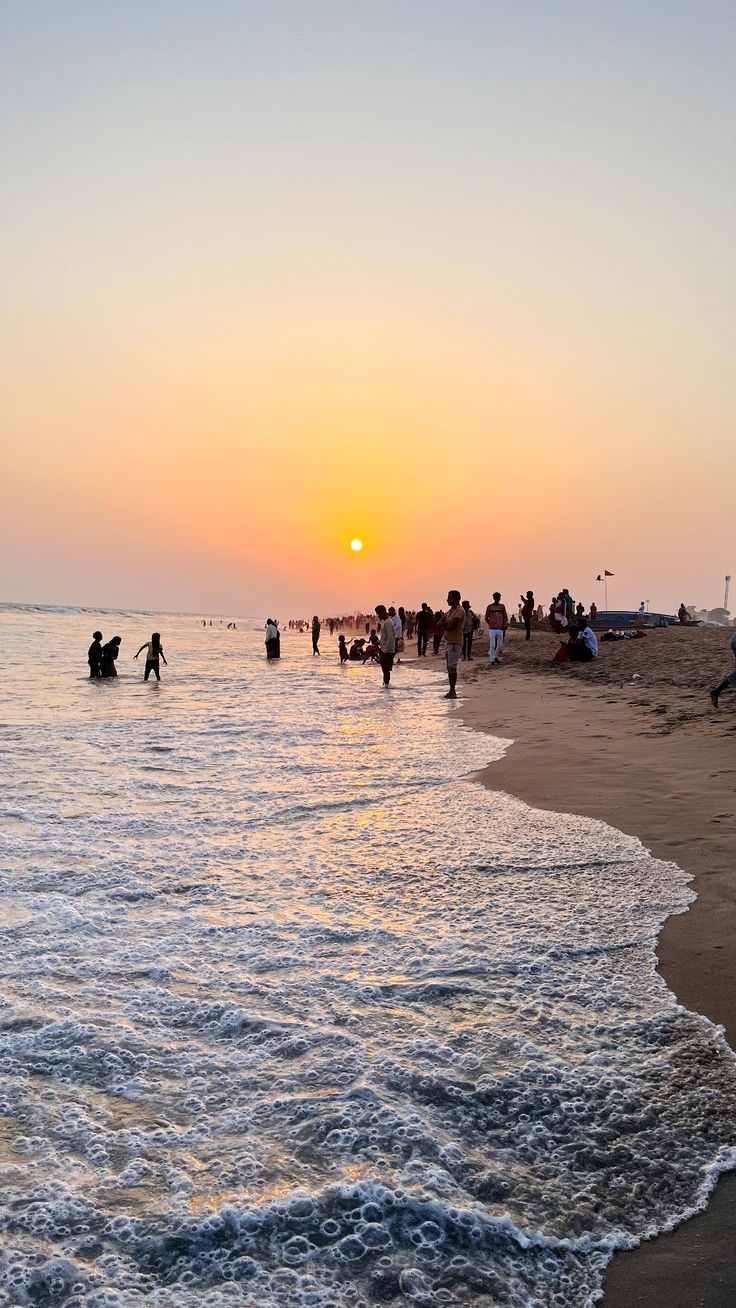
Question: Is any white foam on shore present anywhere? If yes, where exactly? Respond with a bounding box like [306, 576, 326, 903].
[0, 607, 734, 1308]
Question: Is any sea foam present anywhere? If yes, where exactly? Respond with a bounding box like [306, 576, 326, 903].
[0, 607, 733, 1307]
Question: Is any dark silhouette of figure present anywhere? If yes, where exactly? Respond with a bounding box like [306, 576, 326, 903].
[416, 602, 432, 657]
[134, 632, 168, 681]
[88, 631, 103, 678]
[521, 591, 535, 641]
[100, 636, 121, 678]
[432, 611, 444, 655]
[265, 620, 280, 659]
[338, 635, 349, 663]
[312, 616, 321, 655]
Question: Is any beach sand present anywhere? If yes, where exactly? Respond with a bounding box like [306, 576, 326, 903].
[446, 624, 736, 1304]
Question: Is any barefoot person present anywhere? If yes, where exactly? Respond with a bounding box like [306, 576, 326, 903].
[485, 592, 509, 664]
[710, 632, 736, 709]
[134, 632, 168, 681]
[311, 615, 321, 656]
[375, 604, 396, 687]
[442, 590, 465, 699]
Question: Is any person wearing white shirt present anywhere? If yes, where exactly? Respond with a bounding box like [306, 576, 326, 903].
[574, 623, 598, 660]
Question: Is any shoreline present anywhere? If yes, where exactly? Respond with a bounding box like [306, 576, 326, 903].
[449, 641, 736, 1305]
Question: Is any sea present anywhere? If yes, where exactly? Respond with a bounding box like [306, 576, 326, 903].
[0, 603, 734, 1308]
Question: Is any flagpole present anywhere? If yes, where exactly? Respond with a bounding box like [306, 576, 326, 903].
[604, 572, 608, 611]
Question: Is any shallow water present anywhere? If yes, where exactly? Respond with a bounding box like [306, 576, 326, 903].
[0, 605, 734, 1308]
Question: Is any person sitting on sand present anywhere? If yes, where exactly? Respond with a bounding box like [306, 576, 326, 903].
[88, 630, 103, 679]
[710, 632, 736, 709]
[338, 634, 349, 663]
[570, 620, 598, 662]
[100, 636, 121, 677]
[134, 632, 168, 681]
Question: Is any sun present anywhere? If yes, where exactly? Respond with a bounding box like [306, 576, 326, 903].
[350, 538, 363, 552]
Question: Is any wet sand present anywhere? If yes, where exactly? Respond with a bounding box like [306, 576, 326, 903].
[449, 624, 736, 1305]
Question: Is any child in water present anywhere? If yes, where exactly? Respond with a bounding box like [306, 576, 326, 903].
[134, 633, 168, 681]
[338, 634, 349, 663]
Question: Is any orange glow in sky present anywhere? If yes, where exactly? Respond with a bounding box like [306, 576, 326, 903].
[1, 4, 734, 616]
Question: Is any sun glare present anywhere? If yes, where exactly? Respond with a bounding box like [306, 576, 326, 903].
[350, 539, 363, 552]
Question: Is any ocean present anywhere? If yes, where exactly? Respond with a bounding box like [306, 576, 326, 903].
[0, 604, 734, 1308]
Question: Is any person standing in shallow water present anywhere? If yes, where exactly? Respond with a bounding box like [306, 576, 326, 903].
[375, 604, 396, 687]
[311, 616, 321, 655]
[100, 636, 121, 677]
[442, 590, 465, 699]
[134, 633, 168, 681]
[88, 631, 103, 679]
[264, 619, 280, 660]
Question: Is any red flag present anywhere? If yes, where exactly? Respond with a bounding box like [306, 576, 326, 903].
[604, 570, 614, 577]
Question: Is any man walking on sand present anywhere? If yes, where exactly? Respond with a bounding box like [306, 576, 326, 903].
[485, 592, 509, 664]
[710, 631, 736, 709]
[442, 590, 465, 698]
[375, 604, 396, 688]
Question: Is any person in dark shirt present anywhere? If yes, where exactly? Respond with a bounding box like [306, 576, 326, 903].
[416, 602, 433, 657]
[100, 636, 121, 678]
[520, 592, 535, 641]
[88, 631, 103, 678]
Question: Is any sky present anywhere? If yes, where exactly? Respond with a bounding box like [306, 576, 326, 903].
[1, 0, 734, 617]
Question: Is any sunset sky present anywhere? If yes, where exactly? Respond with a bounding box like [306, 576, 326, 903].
[2, 1, 734, 616]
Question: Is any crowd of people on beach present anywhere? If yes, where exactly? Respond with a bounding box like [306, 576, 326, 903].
[85, 592, 736, 712]
[283, 586, 601, 697]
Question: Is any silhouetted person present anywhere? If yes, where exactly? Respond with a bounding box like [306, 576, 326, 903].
[312, 616, 321, 655]
[264, 619, 280, 659]
[432, 611, 444, 655]
[338, 634, 349, 663]
[520, 591, 535, 641]
[134, 632, 168, 681]
[100, 636, 121, 678]
[461, 600, 476, 660]
[88, 631, 103, 679]
[416, 602, 432, 657]
[376, 604, 396, 686]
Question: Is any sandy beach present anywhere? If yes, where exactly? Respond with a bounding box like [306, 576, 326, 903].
[451, 624, 736, 1305]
